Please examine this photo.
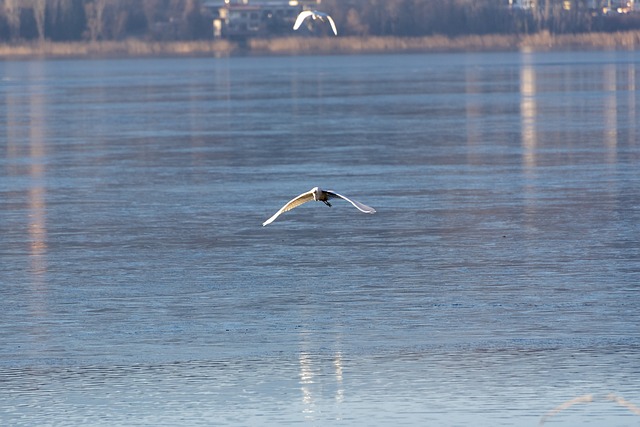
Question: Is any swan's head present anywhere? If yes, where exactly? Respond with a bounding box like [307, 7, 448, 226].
[311, 187, 322, 201]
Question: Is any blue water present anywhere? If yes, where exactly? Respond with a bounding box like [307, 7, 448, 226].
[1, 51, 640, 426]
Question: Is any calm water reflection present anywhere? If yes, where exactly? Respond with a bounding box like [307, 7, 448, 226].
[1, 51, 639, 426]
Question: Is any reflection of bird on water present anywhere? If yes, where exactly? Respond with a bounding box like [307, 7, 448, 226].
[293, 10, 338, 36]
[262, 187, 375, 226]
[539, 393, 640, 425]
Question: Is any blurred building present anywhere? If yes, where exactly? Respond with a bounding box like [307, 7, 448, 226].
[203, 0, 322, 39]
[506, 0, 636, 14]
[601, 0, 636, 14]
[507, 0, 537, 9]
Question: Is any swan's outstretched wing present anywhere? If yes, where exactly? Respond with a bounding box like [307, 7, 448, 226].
[263, 189, 315, 226]
[293, 10, 314, 30]
[326, 191, 376, 214]
[325, 15, 338, 36]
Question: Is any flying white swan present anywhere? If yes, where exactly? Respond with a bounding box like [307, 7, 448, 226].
[293, 10, 338, 36]
[263, 187, 375, 226]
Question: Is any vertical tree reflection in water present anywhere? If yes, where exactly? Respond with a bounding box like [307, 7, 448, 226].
[520, 52, 537, 173]
[604, 63, 618, 166]
[27, 74, 50, 360]
[299, 351, 315, 418]
[297, 329, 345, 422]
[27, 65, 48, 283]
[6, 61, 51, 348]
[627, 62, 637, 146]
[520, 52, 539, 240]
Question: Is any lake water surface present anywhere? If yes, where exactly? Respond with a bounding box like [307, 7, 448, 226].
[1, 51, 640, 426]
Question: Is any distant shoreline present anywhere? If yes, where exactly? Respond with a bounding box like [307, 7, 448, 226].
[0, 31, 639, 59]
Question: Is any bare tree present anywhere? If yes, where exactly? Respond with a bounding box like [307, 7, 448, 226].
[84, 0, 107, 41]
[142, 0, 164, 37]
[3, 0, 21, 40]
[346, 7, 368, 36]
[30, 0, 47, 41]
[49, 0, 75, 27]
[109, 0, 130, 40]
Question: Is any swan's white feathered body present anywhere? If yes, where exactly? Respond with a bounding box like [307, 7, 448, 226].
[293, 10, 338, 36]
[263, 187, 375, 226]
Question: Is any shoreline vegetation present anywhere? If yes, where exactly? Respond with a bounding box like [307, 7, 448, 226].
[0, 31, 639, 59]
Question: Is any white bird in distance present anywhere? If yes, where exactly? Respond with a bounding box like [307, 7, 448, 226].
[293, 10, 338, 36]
[263, 187, 375, 226]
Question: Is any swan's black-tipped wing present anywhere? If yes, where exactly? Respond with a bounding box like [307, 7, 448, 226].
[326, 191, 376, 214]
[262, 189, 315, 226]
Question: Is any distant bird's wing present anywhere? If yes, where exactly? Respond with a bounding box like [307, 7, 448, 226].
[293, 11, 314, 30]
[326, 191, 376, 214]
[325, 15, 338, 36]
[262, 190, 316, 226]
